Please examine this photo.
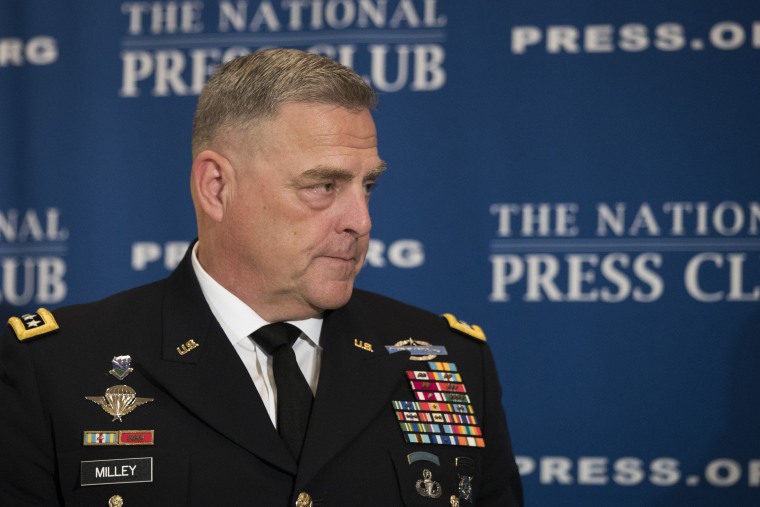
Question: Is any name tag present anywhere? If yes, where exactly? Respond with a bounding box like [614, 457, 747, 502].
[81, 457, 153, 486]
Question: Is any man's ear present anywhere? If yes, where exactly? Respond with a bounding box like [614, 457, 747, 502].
[191, 150, 233, 223]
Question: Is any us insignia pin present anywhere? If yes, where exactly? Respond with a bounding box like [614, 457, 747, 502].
[109, 355, 134, 380]
[85, 385, 154, 422]
[354, 339, 374, 352]
[177, 339, 199, 356]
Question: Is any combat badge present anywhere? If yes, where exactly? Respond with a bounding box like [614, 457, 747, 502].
[109, 356, 134, 380]
[7, 308, 59, 341]
[86, 385, 154, 422]
[386, 338, 447, 361]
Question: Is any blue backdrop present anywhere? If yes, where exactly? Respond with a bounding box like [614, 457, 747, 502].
[2, 1, 759, 504]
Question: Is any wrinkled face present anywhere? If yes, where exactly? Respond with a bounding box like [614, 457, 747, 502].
[223, 102, 384, 318]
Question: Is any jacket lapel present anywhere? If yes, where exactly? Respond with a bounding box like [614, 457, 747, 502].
[139, 249, 297, 475]
[295, 295, 410, 489]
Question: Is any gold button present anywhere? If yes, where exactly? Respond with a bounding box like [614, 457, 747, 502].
[295, 491, 312, 507]
[108, 495, 124, 507]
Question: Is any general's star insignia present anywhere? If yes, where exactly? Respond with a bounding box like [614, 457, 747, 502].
[442, 313, 486, 342]
[7, 308, 59, 341]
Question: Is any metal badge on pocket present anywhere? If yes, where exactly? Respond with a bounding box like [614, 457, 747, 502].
[415, 469, 442, 499]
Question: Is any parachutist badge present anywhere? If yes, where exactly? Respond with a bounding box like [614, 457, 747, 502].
[85, 385, 153, 422]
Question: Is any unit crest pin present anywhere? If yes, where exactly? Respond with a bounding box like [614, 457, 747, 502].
[109, 355, 133, 380]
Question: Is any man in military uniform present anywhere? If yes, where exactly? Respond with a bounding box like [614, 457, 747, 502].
[0, 49, 523, 506]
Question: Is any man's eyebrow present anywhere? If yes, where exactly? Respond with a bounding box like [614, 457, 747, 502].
[368, 161, 388, 180]
[299, 161, 387, 182]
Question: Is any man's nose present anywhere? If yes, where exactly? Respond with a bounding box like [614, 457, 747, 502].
[340, 186, 372, 237]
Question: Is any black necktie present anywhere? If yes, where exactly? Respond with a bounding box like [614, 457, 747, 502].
[250, 322, 313, 461]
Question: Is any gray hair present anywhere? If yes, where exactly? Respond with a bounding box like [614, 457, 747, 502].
[192, 48, 377, 157]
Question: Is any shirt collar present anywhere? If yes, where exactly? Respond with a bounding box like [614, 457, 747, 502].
[190, 242, 323, 346]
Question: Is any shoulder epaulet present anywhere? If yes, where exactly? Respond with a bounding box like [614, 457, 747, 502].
[7, 308, 60, 342]
[442, 313, 486, 342]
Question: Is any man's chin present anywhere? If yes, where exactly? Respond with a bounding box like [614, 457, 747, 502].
[308, 281, 355, 312]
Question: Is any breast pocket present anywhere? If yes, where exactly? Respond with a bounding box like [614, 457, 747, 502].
[59, 448, 189, 507]
[389, 448, 481, 506]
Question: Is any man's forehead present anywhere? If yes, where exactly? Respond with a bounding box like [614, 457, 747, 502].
[225, 102, 379, 166]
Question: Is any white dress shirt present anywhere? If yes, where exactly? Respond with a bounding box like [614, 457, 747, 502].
[190, 243, 323, 428]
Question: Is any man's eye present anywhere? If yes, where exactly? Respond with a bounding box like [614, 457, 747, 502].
[364, 181, 378, 195]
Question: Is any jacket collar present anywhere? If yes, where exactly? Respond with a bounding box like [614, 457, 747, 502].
[139, 245, 297, 474]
